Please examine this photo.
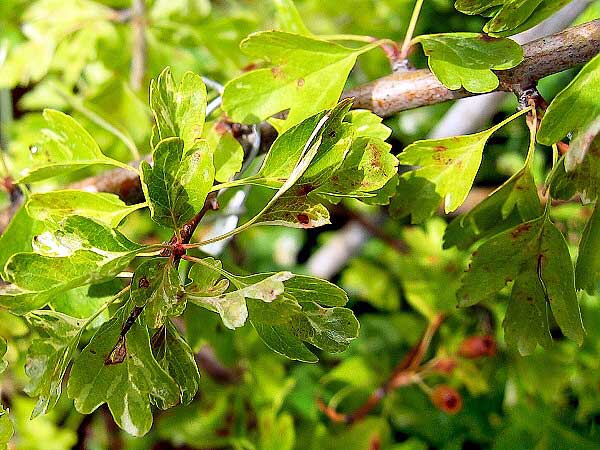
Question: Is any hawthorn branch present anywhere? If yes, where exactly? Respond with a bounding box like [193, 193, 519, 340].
[344, 20, 600, 116]
[0, 21, 598, 235]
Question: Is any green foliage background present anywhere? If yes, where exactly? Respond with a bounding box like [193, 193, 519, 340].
[0, 0, 599, 449]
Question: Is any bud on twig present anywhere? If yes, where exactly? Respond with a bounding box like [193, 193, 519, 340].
[430, 385, 462, 414]
[459, 335, 496, 359]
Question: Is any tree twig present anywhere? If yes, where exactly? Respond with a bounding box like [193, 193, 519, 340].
[317, 314, 445, 424]
[344, 20, 600, 116]
[129, 0, 147, 92]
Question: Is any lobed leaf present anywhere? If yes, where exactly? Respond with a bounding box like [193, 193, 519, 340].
[140, 137, 214, 230]
[24, 311, 84, 418]
[67, 306, 180, 436]
[222, 31, 379, 130]
[458, 216, 585, 354]
[150, 67, 207, 151]
[17, 109, 131, 183]
[26, 190, 145, 228]
[416, 33, 523, 93]
[131, 258, 184, 329]
[0, 216, 143, 314]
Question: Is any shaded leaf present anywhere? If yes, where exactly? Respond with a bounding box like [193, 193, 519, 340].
[67, 306, 180, 436]
[444, 166, 541, 249]
[575, 203, 600, 294]
[151, 322, 200, 406]
[458, 216, 584, 353]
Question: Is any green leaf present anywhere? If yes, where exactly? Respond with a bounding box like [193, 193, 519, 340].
[0, 217, 142, 314]
[0, 204, 45, 278]
[205, 122, 244, 182]
[185, 257, 230, 297]
[342, 259, 400, 311]
[444, 166, 541, 249]
[0, 403, 12, 450]
[458, 216, 585, 353]
[575, 203, 600, 294]
[415, 33, 523, 93]
[140, 137, 214, 230]
[67, 306, 180, 436]
[397, 129, 494, 213]
[257, 189, 331, 229]
[249, 299, 359, 363]
[26, 190, 145, 228]
[151, 321, 200, 406]
[491, 0, 573, 37]
[24, 311, 84, 418]
[0, 338, 7, 375]
[455, 0, 505, 15]
[538, 54, 600, 164]
[346, 109, 392, 141]
[187, 270, 293, 329]
[273, 0, 311, 35]
[150, 67, 207, 151]
[549, 147, 600, 204]
[390, 175, 441, 223]
[484, 0, 548, 34]
[455, 0, 572, 36]
[316, 137, 398, 197]
[131, 258, 183, 329]
[17, 109, 131, 183]
[222, 31, 378, 130]
[279, 274, 349, 306]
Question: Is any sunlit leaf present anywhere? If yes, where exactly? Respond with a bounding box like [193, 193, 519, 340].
[26, 190, 145, 228]
[150, 67, 207, 151]
[17, 109, 132, 183]
[140, 137, 214, 230]
[0, 217, 143, 314]
[415, 33, 523, 92]
[538, 54, 600, 170]
[222, 31, 378, 130]
[131, 258, 183, 329]
[24, 311, 84, 418]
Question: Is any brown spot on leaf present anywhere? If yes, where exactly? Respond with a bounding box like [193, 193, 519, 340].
[138, 277, 150, 288]
[271, 66, 284, 78]
[434, 145, 447, 152]
[297, 213, 310, 225]
[510, 222, 533, 239]
[297, 78, 305, 87]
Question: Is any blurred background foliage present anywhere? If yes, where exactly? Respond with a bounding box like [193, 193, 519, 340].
[0, 0, 600, 449]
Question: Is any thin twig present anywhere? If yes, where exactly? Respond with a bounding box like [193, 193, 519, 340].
[400, 0, 424, 60]
[318, 314, 445, 424]
[129, 0, 147, 92]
